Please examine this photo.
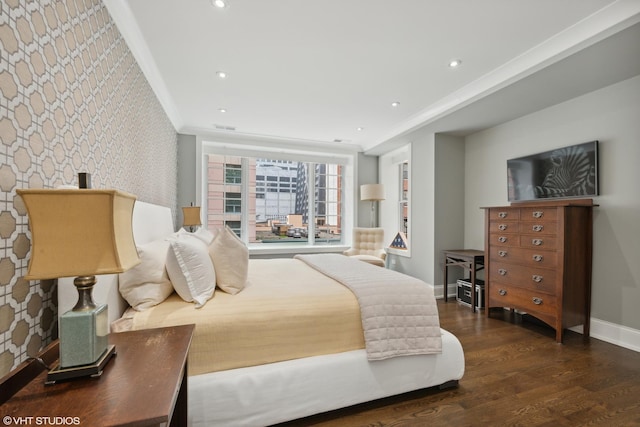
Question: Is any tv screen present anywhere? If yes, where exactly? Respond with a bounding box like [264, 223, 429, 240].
[507, 141, 598, 202]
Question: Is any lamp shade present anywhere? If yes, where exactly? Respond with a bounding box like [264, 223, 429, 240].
[17, 189, 140, 280]
[360, 184, 385, 201]
[182, 206, 202, 227]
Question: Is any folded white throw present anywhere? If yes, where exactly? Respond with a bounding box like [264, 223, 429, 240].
[295, 254, 442, 360]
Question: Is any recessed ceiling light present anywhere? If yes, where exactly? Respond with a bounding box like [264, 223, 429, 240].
[391, 102, 400, 107]
[356, 127, 364, 131]
[212, 0, 227, 8]
[218, 108, 227, 113]
[449, 59, 462, 68]
[216, 71, 227, 79]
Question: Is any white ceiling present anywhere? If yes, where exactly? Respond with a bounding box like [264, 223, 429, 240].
[104, 0, 640, 154]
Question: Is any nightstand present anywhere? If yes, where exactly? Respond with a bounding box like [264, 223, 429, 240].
[1, 324, 195, 427]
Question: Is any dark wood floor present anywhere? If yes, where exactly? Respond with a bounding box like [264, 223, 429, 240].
[277, 300, 640, 426]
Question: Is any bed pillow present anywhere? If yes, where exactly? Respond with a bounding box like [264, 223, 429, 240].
[177, 226, 215, 245]
[166, 233, 216, 308]
[118, 239, 173, 311]
[208, 226, 248, 294]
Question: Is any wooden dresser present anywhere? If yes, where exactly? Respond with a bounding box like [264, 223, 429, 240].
[482, 199, 594, 342]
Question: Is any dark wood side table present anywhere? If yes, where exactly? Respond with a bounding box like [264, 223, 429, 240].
[1, 324, 195, 427]
[443, 249, 485, 312]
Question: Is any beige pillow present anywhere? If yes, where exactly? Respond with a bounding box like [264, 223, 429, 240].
[166, 233, 216, 308]
[208, 226, 248, 294]
[118, 239, 173, 311]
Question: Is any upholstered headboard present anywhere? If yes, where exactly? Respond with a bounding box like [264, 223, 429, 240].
[57, 200, 174, 327]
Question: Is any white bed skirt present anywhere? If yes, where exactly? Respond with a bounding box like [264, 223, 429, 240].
[189, 328, 464, 426]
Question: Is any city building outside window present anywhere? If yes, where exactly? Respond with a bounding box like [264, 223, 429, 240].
[206, 154, 344, 246]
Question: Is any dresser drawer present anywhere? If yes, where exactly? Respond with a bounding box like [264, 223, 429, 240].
[489, 246, 557, 268]
[488, 208, 519, 221]
[520, 207, 557, 221]
[520, 234, 557, 249]
[489, 221, 519, 233]
[489, 285, 557, 317]
[490, 262, 556, 294]
[489, 233, 519, 247]
[518, 221, 557, 235]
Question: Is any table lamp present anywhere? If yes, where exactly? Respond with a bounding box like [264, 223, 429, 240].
[17, 189, 140, 383]
[360, 184, 385, 227]
[182, 204, 202, 232]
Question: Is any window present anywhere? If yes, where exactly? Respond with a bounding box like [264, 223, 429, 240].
[225, 192, 242, 213]
[204, 152, 347, 247]
[399, 161, 409, 235]
[225, 164, 242, 184]
[226, 221, 241, 237]
[383, 145, 410, 257]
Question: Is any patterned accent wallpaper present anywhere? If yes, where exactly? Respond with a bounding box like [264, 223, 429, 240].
[0, 0, 178, 376]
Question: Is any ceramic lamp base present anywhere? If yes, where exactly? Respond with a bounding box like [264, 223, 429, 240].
[59, 303, 108, 368]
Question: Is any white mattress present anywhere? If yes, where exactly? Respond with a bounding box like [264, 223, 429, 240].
[189, 328, 465, 426]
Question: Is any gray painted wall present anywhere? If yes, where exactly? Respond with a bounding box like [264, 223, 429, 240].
[378, 133, 465, 291]
[357, 152, 379, 227]
[465, 75, 640, 331]
[433, 135, 467, 290]
[378, 75, 640, 338]
[177, 134, 198, 227]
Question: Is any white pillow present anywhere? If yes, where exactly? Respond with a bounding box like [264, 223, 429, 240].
[118, 239, 173, 311]
[166, 233, 216, 308]
[179, 227, 215, 245]
[208, 226, 248, 294]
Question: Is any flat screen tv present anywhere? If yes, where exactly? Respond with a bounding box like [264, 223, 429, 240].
[507, 141, 598, 202]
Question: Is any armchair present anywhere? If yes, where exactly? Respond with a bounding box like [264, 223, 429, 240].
[343, 227, 386, 267]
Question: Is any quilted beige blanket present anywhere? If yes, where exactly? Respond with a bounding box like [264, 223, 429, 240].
[295, 254, 442, 359]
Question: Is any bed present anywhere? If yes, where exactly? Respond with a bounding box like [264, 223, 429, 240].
[58, 201, 465, 426]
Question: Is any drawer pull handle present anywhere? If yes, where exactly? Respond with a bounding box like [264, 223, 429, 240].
[532, 225, 543, 232]
[498, 269, 507, 276]
[498, 212, 508, 218]
[532, 275, 543, 283]
[498, 236, 507, 243]
[532, 239, 543, 246]
[498, 250, 507, 257]
[533, 254, 543, 262]
[499, 289, 507, 296]
[532, 297, 543, 305]
[532, 211, 544, 218]
[499, 224, 508, 231]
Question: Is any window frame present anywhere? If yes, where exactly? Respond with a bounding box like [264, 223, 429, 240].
[197, 139, 356, 255]
[385, 147, 411, 258]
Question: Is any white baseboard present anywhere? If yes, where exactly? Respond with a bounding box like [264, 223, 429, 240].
[571, 318, 640, 353]
[436, 284, 640, 353]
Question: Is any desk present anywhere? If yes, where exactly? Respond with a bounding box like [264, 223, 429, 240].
[443, 249, 485, 312]
[1, 325, 194, 426]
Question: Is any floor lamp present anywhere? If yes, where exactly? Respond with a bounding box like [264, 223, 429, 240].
[360, 184, 385, 227]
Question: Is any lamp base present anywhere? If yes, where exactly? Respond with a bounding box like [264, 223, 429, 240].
[46, 345, 116, 384]
[59, 302, 108, 367]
